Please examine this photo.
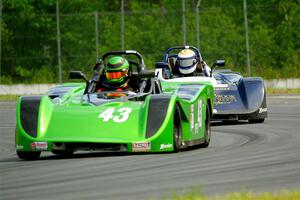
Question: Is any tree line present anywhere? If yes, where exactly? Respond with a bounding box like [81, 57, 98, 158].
[1, 0, 299, 83]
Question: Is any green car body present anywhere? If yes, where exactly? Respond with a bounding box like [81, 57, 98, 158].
[15, 51, 214, 160]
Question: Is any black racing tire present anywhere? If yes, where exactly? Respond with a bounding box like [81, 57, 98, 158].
[249, 118, 265, 124]
[51, 150, 74, 156]
[173, 104, 182, 152]
[17, 151, 41, 160]
[201, 105, 211, 148]
[222, 119, 239, 123]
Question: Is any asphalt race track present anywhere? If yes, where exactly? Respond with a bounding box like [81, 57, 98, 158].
[0, 95, 299, 200]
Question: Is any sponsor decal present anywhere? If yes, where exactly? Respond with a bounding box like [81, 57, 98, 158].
[132, 142, 151, 152]
[214, 86, 229, 90]
[16, 145, 24, 150]
[197, 100, 202, 128]
[190, 105, 194, 131]
[194, 122, 199, 134]
[160, 143, 173, 150]
[259, 107, 268, 113]
[214, 94, 237, 105]
[30, 142, 48, 150]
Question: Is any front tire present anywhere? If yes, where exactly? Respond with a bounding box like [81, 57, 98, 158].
[51, 150, 74, 156]
[173, 105, 182, 152]
[201, 105, 211, 148]
[17, 151, 41, 160]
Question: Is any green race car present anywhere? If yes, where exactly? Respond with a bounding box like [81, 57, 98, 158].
[15, 50, 214, 160]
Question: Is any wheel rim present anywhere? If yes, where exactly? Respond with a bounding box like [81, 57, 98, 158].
[174, 119, 180, 148]
[206, 119, 211, 142]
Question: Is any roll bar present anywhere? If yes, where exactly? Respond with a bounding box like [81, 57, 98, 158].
[100, 50, 146, 72]
[163, 46, 203, 63]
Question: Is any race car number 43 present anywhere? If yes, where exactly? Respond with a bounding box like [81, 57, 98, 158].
[98, 107, 132, 123]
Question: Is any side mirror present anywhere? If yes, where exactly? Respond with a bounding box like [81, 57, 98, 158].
[69, 71, 88, 83]
[212, 60, 225, 68]
[211, 60, 225, 77]
[155, 62, 169, 69]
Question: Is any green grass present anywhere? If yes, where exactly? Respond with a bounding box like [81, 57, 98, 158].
[266, 88, 300, 95]
[0, 95, 19, 101]
[161, 190, 300, 200]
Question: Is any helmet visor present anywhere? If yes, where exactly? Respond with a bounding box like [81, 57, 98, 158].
[105, 70, 127, 80]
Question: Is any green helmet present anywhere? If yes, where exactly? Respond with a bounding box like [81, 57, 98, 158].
[105, 56, 129, 85]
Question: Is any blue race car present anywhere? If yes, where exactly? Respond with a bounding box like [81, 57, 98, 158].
[155, 46, 267, 123]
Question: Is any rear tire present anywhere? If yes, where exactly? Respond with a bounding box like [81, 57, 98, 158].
[17, 151, 41, 160]
[249, 118, 265, 123]
[173, 105, 182, 152]
[201, 105, 211, 148]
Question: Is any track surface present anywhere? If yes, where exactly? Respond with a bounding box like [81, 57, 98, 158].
[0, 95, 299, 200]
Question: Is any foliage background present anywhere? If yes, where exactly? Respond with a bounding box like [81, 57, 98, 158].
[1, 0, 299, 83]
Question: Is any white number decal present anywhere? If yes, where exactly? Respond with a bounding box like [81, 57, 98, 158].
[98, 107, 132, 123]
[98, 107, 114, 122]
[113, 107, 132, 123]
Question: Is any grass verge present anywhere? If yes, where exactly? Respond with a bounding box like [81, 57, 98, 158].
[266, 88, 300, 95]
[0, 95, 19, 101]
[163, 190, 300, 200]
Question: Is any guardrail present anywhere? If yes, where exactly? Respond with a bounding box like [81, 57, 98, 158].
[264, 78, 300, 89]
[0, 84, 57, 95]
[0, 79, 299, 95]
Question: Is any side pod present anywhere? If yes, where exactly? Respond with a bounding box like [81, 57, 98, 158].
[18, 96, 43, 138]
[146, 94, 172, 139]
[238, 77, 265, 111]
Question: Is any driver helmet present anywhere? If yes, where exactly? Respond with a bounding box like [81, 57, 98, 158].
[105, 56, 129, 87]
[177, 49, 197, 74]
